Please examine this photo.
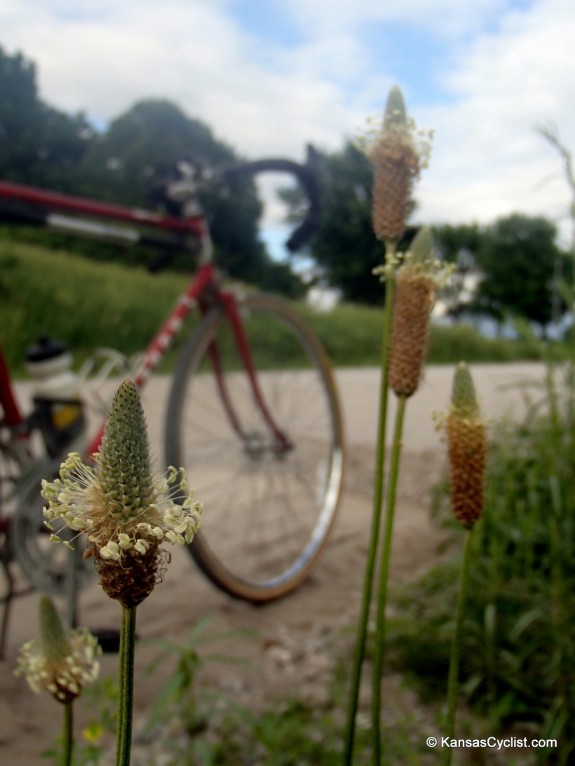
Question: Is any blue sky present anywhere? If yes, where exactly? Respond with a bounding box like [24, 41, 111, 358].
[1, 0, 574, 248]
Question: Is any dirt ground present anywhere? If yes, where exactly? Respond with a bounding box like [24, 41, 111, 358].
[0, 364, 546, 763]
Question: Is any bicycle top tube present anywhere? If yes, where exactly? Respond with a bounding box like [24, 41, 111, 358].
[0, 180, 205, 236]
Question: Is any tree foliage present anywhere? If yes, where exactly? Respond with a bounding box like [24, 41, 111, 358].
[307, 141, 414, 305]
[434, 216, 569, 334]
[476, 214, 565, 332]
[304, 141, 569, 329]
[75, 99, 237, 203]
[0, 46, 303, 295]
[0, 47, 94, 189]
[311, 142, 381, 304]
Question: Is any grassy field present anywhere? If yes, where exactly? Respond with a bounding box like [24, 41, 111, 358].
[0, 234, 551, 377]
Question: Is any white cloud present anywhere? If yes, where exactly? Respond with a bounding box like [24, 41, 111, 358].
[283, 0, 506, 39]
[0, 0, 363, 159]
[412, 0, 575, 240]
[0, 0, 574, 240]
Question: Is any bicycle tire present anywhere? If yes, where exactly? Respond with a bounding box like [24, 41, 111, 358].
[0, 439, 25, 562]
[165, 293, 345, 601]
[12, 455, 92, 597]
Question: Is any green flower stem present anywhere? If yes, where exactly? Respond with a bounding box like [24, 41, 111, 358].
[116, 605, 138, 766]
[443, 529, 474, 766]
[62, 701, 74, 766]
[548, 476, 573, 754]
[343, 269, 396, 765]
[371, 393, 407, 763]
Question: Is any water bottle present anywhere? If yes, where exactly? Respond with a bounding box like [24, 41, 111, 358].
[26, 337, 85, 456]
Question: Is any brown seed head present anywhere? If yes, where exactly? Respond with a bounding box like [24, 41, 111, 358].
[372, 138, 420, 243]
[389, 268, 436, 397]
[92, 543, 162, 607]
[446, 415, 486, 528]
[446, 363, 486, 528]
[370, 87, 421, 242]
[388, 229, 438, 397]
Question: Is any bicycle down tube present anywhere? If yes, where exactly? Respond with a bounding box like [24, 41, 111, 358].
[84, 262, 216, 455]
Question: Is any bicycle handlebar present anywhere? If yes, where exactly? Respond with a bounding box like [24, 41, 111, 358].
[0, 147, 321, 277]
[221, 145, 321, 252]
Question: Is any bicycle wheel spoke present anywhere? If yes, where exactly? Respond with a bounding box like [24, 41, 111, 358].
[12, 459, 92, 596]
[165, 294, 344, 600]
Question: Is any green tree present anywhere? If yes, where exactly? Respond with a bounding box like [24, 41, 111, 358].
[432, 222, 483, 319]
[283, 141, 418, 304]
[0, 46, 94, 188]
[0, 48, 39, 178]
[76, 99, 235, 203]
[76, 99, 303, 293]
[308, 142, 387, 304]
[474, 214, 567, 335]
[433, 217, 570, 334]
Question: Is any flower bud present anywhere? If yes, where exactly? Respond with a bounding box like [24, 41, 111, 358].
[43, 380, 202, 607]
[16, 596, 100, 704]
[389, 228, 437, 397]
[371, 87, 421, 243]
[446, 364, 486, 528]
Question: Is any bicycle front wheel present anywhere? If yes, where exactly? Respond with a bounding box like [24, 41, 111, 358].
[165, 293, 344, 601]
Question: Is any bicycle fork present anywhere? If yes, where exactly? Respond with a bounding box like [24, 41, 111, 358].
[208, 292, 293, 455]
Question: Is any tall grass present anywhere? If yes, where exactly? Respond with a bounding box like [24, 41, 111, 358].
[386, 124, 575, 765]
[388, 363, 575, 762]
[0, 234, 556, 376]
[0, 237, 188, 373]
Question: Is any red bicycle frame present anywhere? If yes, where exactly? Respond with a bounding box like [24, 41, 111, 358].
[84, 261, 216, 455]
[0, 180, 204, 236]
[0, 178, 290, 459]
[85, 265, 291, 456]
[0, 347, 22, 430]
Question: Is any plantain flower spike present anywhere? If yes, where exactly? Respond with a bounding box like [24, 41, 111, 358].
[389, 227, 439, 397]
[42, 379, 203, 607]
[367, 86, 427, 244]
[16, 595, 100, 704]
[446, 363, 486, 528]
